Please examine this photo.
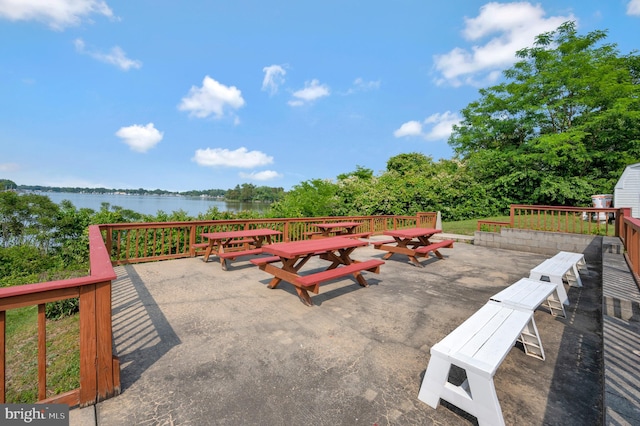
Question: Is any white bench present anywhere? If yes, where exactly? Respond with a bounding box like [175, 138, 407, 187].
[418, 302, 544, 426]
[529, 251, 586, 306]
[490, 277, 566, 318]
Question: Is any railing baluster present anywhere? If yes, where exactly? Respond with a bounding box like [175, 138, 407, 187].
[0, 310, 5, 403]
[38, 303, 46, 400]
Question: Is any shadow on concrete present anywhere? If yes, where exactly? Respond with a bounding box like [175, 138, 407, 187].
[254, 272, 383, 307]
[111, 265, 181, 392]
[541, 238, 603, 426]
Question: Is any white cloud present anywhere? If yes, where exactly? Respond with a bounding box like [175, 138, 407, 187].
[178, 76, 245, 119]
[345, 77, 381, 95]
[288, 79, 330, 106]
[193, 147, 273, 168]
[434, 2, 574, 87]
[394, 111, 461, 141]
[262, 65, 286, 95]
[115, 123, 163, 153]
[0, 162, 19, 172]
[393, 121, 423, 138]
[423, 111, 462, 141]
[239, 170, 282, 181]
[0, 0, 114, 30]
[74, 38, 141, 71]
[628, 0, 640, 16]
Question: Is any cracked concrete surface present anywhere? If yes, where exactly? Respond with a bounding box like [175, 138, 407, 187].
[74, 238, 604, 425]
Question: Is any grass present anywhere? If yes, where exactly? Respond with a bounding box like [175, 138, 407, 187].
[441, 215, 510, 235]
[5, 305, 80, 403]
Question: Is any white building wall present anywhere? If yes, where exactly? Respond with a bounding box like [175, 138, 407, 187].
[614, 163, 640, 218]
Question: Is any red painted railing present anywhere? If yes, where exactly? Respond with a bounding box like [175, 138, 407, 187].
[0, 213, 437, 405]
[477, 205, 622, 236]
[621, 211, 640, 283]
[0, 225, 120, 407]
[101, 213, 438, 265]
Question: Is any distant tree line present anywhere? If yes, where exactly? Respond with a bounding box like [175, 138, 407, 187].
[13, 183, 285, 203]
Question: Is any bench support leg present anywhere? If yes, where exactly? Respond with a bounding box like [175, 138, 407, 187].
[566, 264, 583, 287]
[544, 292, 566, 318]
[529, 273, 570, 306]
[418, 353, 506, 426]
[518, 318, 545, 360]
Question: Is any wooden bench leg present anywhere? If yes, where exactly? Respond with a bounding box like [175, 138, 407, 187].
[518, 318, 545, 360]
[464, 370, 506, 426]
[408, 255, 423, 267]
[353, 271, 368, 287]
[433, 249, 444, 259]
[295, 288, 313, 306]
[566, 264, 583, 287]
[418, 353, 506, 426]
[417, 353, 451, 409]
[267, 277, 281, 289]
[543, 292, 567, 318]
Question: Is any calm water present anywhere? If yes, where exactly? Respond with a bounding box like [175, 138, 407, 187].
[37, 192, 270, 217]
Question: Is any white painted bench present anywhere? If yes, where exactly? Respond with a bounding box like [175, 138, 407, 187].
[529, 251, 586, 306]
[490, 277, 566, 318]
[418, 302, 544, 426]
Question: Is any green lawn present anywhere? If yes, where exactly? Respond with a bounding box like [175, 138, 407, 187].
[441, 215, 510, 235]
[5, 306, 79, 403]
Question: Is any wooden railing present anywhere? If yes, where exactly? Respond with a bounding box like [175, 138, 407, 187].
[0, 213, 436, 405]
[101, 213, 438, 265]
[0, 225, 120, 407]
[621, 212, 640, 284]
[478, 205, 622, 236]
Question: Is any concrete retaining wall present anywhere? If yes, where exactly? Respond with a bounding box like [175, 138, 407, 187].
[474, 228, 599, 255]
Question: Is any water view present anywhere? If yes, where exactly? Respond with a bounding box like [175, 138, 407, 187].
[39, 192, 271, 217]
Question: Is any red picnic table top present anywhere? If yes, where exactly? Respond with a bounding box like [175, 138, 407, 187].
[262, 236, 368, 258]
[314, 221, 361, 231]
[201, 228, 282, 240]
[383, 227, 442, 239]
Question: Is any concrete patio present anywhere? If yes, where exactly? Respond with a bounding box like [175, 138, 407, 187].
[71, 236, 617, 425]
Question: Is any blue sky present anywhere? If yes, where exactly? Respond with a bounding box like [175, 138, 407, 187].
[1, 1, 639, 192]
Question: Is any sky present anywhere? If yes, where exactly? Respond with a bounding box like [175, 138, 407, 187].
[1, 1, 639, 192]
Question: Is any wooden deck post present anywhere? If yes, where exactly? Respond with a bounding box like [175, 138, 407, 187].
[79, 284, 98, 406]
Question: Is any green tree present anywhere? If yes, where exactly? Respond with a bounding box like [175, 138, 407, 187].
[268, 179, 339, 217]
[0, 179, 17, 191]
[0, 191, 60, 249]
[450, 21, 640, 209]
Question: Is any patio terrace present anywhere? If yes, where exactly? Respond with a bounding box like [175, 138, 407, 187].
[74, 237, 607, 425]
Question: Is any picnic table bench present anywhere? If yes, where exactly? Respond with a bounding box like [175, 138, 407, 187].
[255, 237, 384, 306]
[529, 251, 586, 305]
[418, 302, 544, 426]
[490, 277, 566, 318]
[200, 229, 282, 270]
[374, 227, 453, 267]
[304, 222, 369, 240]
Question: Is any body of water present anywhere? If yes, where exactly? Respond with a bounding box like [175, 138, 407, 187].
[36, 192, 270, 217]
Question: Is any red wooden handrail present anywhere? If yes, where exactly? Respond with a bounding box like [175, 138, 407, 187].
[0, 213, 438, 406]
[0, 225, 120, 407]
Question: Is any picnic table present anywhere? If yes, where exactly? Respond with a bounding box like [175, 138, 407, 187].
[304, 221, 371, 240]
[373, 227, 454, 267]
[201, 229, 282, 270]
[252, 237, 384, 306]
